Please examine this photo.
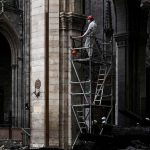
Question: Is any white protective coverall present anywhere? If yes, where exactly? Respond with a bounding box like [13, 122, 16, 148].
[82, 20, 97, 57]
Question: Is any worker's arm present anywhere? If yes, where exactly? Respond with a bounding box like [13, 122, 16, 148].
[81, 26, 91, 37]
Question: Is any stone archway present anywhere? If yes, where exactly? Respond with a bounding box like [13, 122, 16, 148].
[0, 14, 22, 127]
[0, 32, 12, 126]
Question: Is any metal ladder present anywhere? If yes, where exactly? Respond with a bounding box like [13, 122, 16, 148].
[93, 63, 112, 105]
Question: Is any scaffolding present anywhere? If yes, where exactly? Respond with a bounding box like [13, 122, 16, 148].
[70, 35, 113, 148]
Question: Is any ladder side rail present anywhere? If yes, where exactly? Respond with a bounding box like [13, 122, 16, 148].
[97, 65, 112, 95]
[99, 65, 112, 104]
[72, 106, 83, 133]
[94, 66, 107, 96]
[94, 65, 104, 97]
[99, 107, 113, 135]
[72, 132, 80, 149]
[99, 85, 104, 105]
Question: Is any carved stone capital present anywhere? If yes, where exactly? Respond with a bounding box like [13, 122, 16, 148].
[114, 33, 128, 48]
[60, 12, 85, 31]
[67, 12, 85, 31]
[60, 12, 68, 30]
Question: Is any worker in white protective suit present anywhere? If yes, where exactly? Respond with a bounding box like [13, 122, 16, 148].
[83, 15, 97, 57]
[73, 15, 97, 57]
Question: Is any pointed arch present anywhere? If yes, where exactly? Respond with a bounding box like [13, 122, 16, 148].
[0, 14, 22, 127]
[0, 14, 20, 65]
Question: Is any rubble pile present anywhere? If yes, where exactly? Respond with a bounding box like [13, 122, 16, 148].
[0, 140, 28, 150]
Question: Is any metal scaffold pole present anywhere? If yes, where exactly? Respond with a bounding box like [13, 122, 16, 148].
[89, 53, 92, 134]
[70, 34, 113, 148]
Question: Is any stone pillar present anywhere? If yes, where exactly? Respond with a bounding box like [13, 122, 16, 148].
[17, 56, 22, 127]
[11, 64, 17, 127]
[30, 0, 46, 148]
[30, 0, 60, 148]
[114, 33, 128, 126]
[48, 0, 60, 147]
[22, 0, 30, 128]
[59, 11, 85, 149]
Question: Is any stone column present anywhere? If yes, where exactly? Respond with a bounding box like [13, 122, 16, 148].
[48, 0, 60, 147]
[17, 56, 22, 127]
[114, 33, 128, 126]
[30, 0, 46, 148]
[59, 12, 85, 149]
[11, 64, 17, 127]
[22, 0, 30, 128]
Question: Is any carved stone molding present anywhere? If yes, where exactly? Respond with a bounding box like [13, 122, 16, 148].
[114, 33, 128, 48]
[60, 12, 68, 30]
[67, 12, 85, 31]
[60, 12, 85, 31]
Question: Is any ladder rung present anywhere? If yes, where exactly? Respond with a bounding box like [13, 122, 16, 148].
[78, 116, 84, 118]
[95, 92, 102, 96]
[95, 93, 112, 97]
[70, 80, 90, 84]
[72, 58, 90, 61]
[95, 92, 103, 95]
[73, 104, 90, 107]
[77, 111, 83, 113]
[71, 47, 89, 50]
[97, 84, 102, 86]
[71, 93, 90, 95]
[100, 72, 106, 74]
[98, 79, 104, 81]
[81, 127, 86, 129]
[79, 122, 86, 124]
[94, 100, 101, 102]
